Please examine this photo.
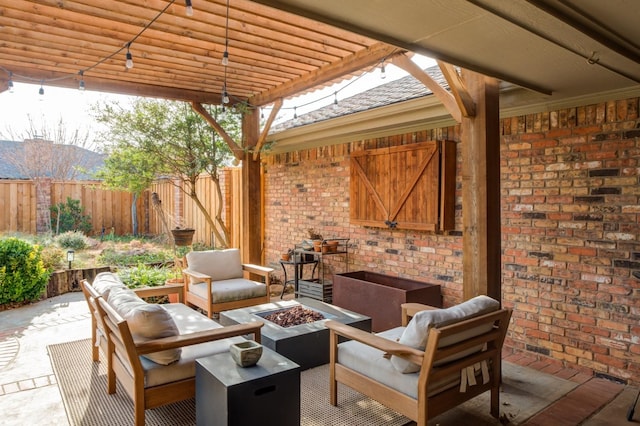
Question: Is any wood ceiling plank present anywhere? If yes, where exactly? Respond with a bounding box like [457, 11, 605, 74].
[249, 43, 401, 106]
[4, 64, 223, 103]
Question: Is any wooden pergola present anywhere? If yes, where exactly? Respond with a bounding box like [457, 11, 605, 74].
[2, 0, 638, 300]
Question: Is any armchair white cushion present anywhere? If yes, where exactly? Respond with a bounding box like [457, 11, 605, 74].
[186, 248, 243, 282]
[107, 287, 181, 365]
[391, 295, 499, 373]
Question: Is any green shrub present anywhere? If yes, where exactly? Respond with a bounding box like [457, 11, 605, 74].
[50, 197, 92, 235]
[40, 245, 66, 271]
[55, 231, 89, 250]
[0, 238, 51, 305]
[117, 263, 173, 289]
[97, 248, 173, 267]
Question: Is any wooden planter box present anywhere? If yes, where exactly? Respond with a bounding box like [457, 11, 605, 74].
[333, 271, 442, 332]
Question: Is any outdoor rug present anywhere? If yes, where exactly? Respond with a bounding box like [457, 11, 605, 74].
[49, 339, 579, 425]
[48, 339, 409, 426]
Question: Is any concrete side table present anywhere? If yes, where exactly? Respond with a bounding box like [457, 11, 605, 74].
[196, 347, 300, 426]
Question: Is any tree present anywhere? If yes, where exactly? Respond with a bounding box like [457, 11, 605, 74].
[93, 99, 238, 247]
[95, 144, 161, 235]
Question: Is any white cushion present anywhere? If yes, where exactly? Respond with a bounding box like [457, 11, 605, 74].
[140, 303, 245, 388]
[391, 295, 499, 373]
[338, 327, 459, 398]
[91, 272, 126, 299]
[186, 249, 243, 282]
[108, 287, 181, 365]
[188, 278, 267, 303]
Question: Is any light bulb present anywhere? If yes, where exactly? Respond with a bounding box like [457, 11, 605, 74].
[223, 91, 229, 104]
[333, 92, 338, 110]
[380, 65, 386, 79]
[8, 76, 14, 93]
[79, 80, 85, 91]
[185, 0, 194, 16]
[221, 50, 229, 66]
[126, 51, 134, 69]
[39, 85, 44, 96]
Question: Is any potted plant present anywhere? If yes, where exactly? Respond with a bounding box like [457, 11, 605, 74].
[307, 228, 323, 252]
[171, 227, 195, 246]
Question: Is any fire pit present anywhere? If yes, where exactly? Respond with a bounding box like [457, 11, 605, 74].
[220, 298, 371, 370]
[259, 305, 325, 327]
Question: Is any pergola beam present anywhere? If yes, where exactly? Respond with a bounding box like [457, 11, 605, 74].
[191, 102, 245, 159]
[391, 53, 462, 123]
[253, 98, 283, 160]
[248, 43, 401, 107]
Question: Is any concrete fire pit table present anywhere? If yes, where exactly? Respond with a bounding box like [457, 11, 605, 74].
[219, 297, 371, 370]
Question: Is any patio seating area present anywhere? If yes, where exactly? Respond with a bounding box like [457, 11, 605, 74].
[0, 290, 637, 425]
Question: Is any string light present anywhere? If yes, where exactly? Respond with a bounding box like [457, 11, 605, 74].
[293, 106, 297, 120]
[125, 43, 134, 69]
[7, 71, 14, 93]
[222, 89, 230, 104]
[78, 71, 85, 91]
[1, 0, 182, 93]
[380, 64, 386, 79]
[222, 0, 230, 66]
[185, 0, 194, 17]
[333, 91, 338, 109]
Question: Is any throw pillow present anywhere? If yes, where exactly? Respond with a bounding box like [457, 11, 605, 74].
[390, 295, 499, 373]
[108, 287, 181, 365]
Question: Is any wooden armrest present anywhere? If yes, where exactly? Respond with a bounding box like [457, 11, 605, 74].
[135, 321, 264, 355]
[325, 320, 424, 365]
[242, 264, 274, 276]
[134, 284, 183, 299]
[182, 268, 210, 280]
[401, 302, 439, 326]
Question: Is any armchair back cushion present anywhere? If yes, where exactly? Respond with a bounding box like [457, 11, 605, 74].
[92, 272, 126, 298]
[107, 287, 181, 365]
[391, 295, 499, 373]
[186, 249, 243, 282]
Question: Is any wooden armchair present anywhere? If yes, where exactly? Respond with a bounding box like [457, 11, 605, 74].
[326, 296, 512, 426]
[182, 248, 273, 318]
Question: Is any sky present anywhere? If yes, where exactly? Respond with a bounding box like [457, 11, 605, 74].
[0, 55, 435, 147]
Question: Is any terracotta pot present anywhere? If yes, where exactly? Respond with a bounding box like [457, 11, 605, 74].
[281, 253, 291, 261]
[171, 228, 195, 246]
[313, 240, 322, 252]
[327, 240, 339, 253]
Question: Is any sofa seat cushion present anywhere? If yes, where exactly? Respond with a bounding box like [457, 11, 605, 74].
[189, 278, 267, 304]
[139, 303, 245, 388]
[391, 295, 499, 373]
[186, 249, 243, 282]
[108, 287, 181, 365]
[92, 272, 126, 299]
[338, 327, 459, 399]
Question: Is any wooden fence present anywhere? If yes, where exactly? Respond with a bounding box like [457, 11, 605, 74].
[0, 168, 241, 248]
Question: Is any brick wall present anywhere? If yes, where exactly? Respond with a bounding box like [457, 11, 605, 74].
[262, 96, 640, 385]
[501, 98, 640, 385]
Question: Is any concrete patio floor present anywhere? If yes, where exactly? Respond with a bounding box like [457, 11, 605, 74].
[0, 291, 637, 425]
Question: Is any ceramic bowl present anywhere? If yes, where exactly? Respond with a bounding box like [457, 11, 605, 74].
[229, 340, 263, 367]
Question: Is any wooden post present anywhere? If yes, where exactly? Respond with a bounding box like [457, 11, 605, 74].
[241, 109, 263, 265]
[461, 70, 501, 302]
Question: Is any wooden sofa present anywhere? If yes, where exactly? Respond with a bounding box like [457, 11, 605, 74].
[182, 248, 273, 318]
[82, 274, 264, 426]
[326, 296, 512, 426]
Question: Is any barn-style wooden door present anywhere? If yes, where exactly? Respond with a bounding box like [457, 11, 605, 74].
[350, 140, 455, 232]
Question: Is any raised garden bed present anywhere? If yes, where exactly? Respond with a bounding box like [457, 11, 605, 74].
[333, 271, 442, 332]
